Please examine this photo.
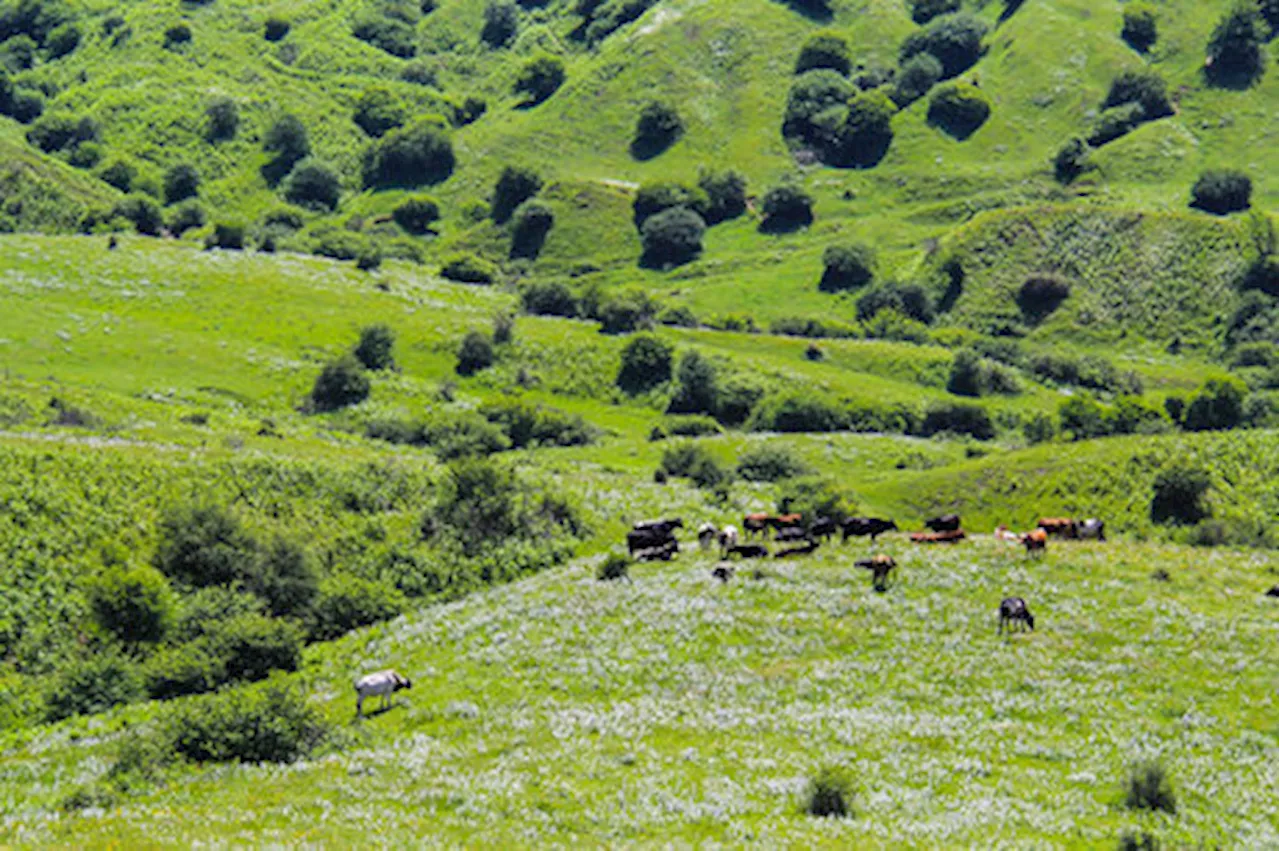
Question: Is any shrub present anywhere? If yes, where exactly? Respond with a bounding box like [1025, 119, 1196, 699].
[521, 280, 578, 316]
[112, 194, 163, 236]
[1052, 137, 1090, 184]
[481, 0, 519, 47]
[311, 354, 371, 411]
[144, 641, 227, 700]
[631, 100, 683, 159]
[825, 88, 896, 167]
[597, 553, 630, 582]
[1182, 378, 1245, 431]
[650, 415, 722, 440]
[660, 441, 727, 488]
[282, 159, 341, 211]
[172, 588, 266, 642]
[97, 159, 136, 192]
[1017, 275, 1071, 321]
[155, 503, 255, 588]
[1206, 2, 1266, 85]
[452, 94, 487, 126]
[1225, 291, 1277, 348]
[264, 17, 290, 41]
[67, 141, 101, 169]
[510, 200, 554, 259]
[759, 184, 813, 233]
[804, 765, 853, 818]
[440, 252, 497, 284]
[206, 221, 246, 250]
[353, 324, 396, 370]
[748, 391, 847, 433]
[1151, 464, 1212, 525]
[1190, 169, 1251, 214]
[658, 305, 699, 327]
[899, 12, 988, 78]
[926, 82, 990, 139]
[456, 331, 495, 376]
[165, 678, 328, 764]
[947, 349, 1019, 396]
[783, 69, 854, 144]
[363, 120, 454, 188]
[1102, 69, 1173, 119]
[820, 242, 875, 292]
[435, 458, 521, 554]
[737, 444, 809, 482]
[212, 614, 304, 682]
[697, 169, 747, 224]
[205, 97, 239, 141]
[715, 374, 765, 426]
[633, 182, 710, 229]
[308, 576, 405, 641]
[795, 31, 851, 75]
[421, 409, 511, 459]
[616, 333, 673, 393]
[1243, 390, 1279, 428]
[1, 33, 36, 70]
[492, 165, 542, 223]
[44, 653, 144, 722]
[1122, 3, 1158, 51]
[1023, 411, 1056, 443]
[480, 399, 597, 448]
[856, 281, 933, 323]
[393, 196, 441, 234]
[7, 87, 42, 122]
[26, 113, 97, 152]
[909, 0, 960, 24]
[891, 52, 943, 107]
[598, 288, 659, 333]
[166, 200, 205, 236]
[352, 13, 416, 57]
[88, 566, 174, 644]
[44, 22, 79, 58]
[513, 54, 564, 105]
[919, 401, 995, 439]
[1058, 395, 1112, 439]
[353, 86, 407, 137]
[264, 114, 311, 176]
[641, 206, 705, 267]
[164, 23, 192, 48]
[667, 349, 720, 415]
[1124, 761, 1177, 813]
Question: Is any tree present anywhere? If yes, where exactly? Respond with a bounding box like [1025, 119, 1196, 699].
[263, 114, 310, 183]
[826, 89, 896, 167]
[456, 331, 495, 375]
[481, 0, 519, 47]
[616, 334, 674, 393]
[898, 12, 988, 78]
[633, 182, 709, 229]
[1122, 3, 1158, 52]
[1182, 379, 1245, 431]
[783, 69, 854, 144]
[491, 165, 542, 223]
[1206, 2, 1266, 86]
[640, 206, 705, 268]
[697, 169, 747, 224]
[820, 242, 875, 291]
[1190, 169, 1252, 214]
[927, 82, 991, 139]
[631, 100, 683, 159]
[205, 97, 239, 141]
[1150, 465, 1211, 525]
[362, 120, 454, 187]
[392, 196, 441, 234]
[795, 31, 851, 75]
[353, 86, 406, 138]
[310, 355, 371, 411]
[87, 565, 175, 644]
[282, 159, 341, 211]
[759, 184, 813, 233]
[1052, 137, 1090, 184]
[521, 280, 578, 317]
[510, 200, 554, 259]
[667, 349, 719, 414]
[1102, 69, 1173, 119]
[514, 55, 564, 105]
[353, 324, 396, 370]
[891, 53, 943, 107]
[908, 0, 960, 25]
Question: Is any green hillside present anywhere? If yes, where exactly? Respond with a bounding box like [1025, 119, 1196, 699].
[0, 0, 1275, 845]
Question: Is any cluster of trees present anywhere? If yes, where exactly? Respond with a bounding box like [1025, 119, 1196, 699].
[630, 170, 748, 267]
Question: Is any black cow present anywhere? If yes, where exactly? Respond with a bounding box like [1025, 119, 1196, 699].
[726, 543, 769, 559]
[635, 540, 678, 562]
[925, 514, 961, 533]
[712, 564, 735, 583]
[633, 518, 684, 535]
[809, 517, 837, 541]
[1078, 518, 1106, 541]
[627, 528, 677, 557]
[998, 597, 1035, 634]
[775, 525, 809, 543]
[841, 517, 898, 542]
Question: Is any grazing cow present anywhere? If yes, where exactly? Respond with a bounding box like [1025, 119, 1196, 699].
[841, 517, 897, 542]
[627, 528, 677, 556]
[1037, 517, 1078, 539]
[1078, 518, 1106, 541]
[924, 514, 961, 532]
[910, 529, 966, 544]
[1021, 528, 1047, 556]
[856, 555, 897, 592]
[712, 564, 735, 583]
[718, 525, 739, 554]
[355, 670, 412, 717]
[810, 517, 838, 541]
[775, 540, 820, 558]
[636, 540, 679, 562]
[726, 543, 769, 559]
[697, 523, 718, 551]
[743, 513, 772, 539]
[633, 518, 684, 535]
[775, 525, 810, 543]
[994, 525, 1021, 543]
[770, 513, 803, 530]
[1266, 586, 1278, 598]
[998, 597, 1035, 634]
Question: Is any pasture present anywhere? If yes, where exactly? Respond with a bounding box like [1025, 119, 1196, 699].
[0, 536, 1274, 847]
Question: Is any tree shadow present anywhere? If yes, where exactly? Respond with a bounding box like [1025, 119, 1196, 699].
[758, 210, 814, 235]
[260, 156, 295, 188]
[936, 258, 965, 314]
[997, 0, 1026, 25]
[629, 132, 678, 161]
[1203, 64, 1264, 91]
[772, 0, 833, 23]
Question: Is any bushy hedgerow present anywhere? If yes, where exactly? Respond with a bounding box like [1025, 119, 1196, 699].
[1029, 351, 1142, 394]
[363, 120, 454, 188]
[440, 252, 498, 284]
[759, 183, 814, 232]
[393, 196, 441, 234]
[1190, 169, 1252, 214]
[353, 86, 407, 137]
[1052, 137, 1091, 183]
[1122, 3, 1158, 51]
[748, 391, 848, 433]
[513, 54, 564, 105]
[308, 576, 405, 641]
[1206, 2, 1266, 86]
[899, 12, 987, 78]
[1151, 464, 1211, 525]
[641, 206, 705, 267]
[926, 82, 990, 139]
[44, 653, 144, 722]
[795, 31, 851, 75]
[918, 401, 995, 440]
[521, 279, 578, 316]
[631, 100, 683, 159]
[908, 0, 960, 24]
[164, 678, 329, 764]
[697, 169, 747, 224]
[456, 330, 495, 376]
[650, 414, 722, 440]
[891, 52, 943, 107]
[737, 443, 810, 482]
[353, 324, 396, 370]
[352, 13, 417, 57]
[492, 165, 542, 223]
[771, 316, 859, 338]
[510, 200, 554, 259]
[616, 333, 673, 393]
[166, 200, 205, 236]
[205, 97, 239, 141]
[481, 0, 519, 47]
[87, 566, 174, 644]
[282, 159, 341, 211]
[310, 354, 371, 411]
[820, 242, 875, 291]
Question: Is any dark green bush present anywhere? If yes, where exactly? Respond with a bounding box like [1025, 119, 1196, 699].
[1052, 137, 1091, 183]
[513, 54, 564, 105]
[97, 159, 135, 192]
[641, 206, 705, 267]
[581, 0, 659, 44]
[1206, 2, 1266, 85]
[144, 640, 226, 700]
[650, 414, 722, 440]
[164, 22, 192, 48]
[804, 765, 853, 818]
[633, 182, 710, 229]
[452, 94, 487, 126]
[657, 305, 699, 327]
[667, 349, 719, 415]
[714, 374, 765, 426]
[909, 0, 960, 24]
[782, 69, 854, 145]
[155, 503, 255, 589]
[1017, 275, 1071, 321]
[480, 399, 598, 448]
[856, 281, 933, 323]
[353, 86, 407, 138]
[206, 221, 246, 250]
[263, 114, 310, 181]
[282, 159, 341, 211]
[748, 391, 847, 433]
[311, 354, 371, 411]
[352, 13, 416, 57]
[421, 409, 511, 459]
[947, 348, 1020, 396]
[759, 184, 813, 233]
[166, 200, 205, 236]
[1058, 395, 1112, 439]
[616, 333, 673, 393]
[481, 0, 519, 47]
[771, 316, 859, 338]
[521, 280, 578, 316]
[26, 112, 97, 152]
[7, 87, 42, 122]
[492, 165, 543, 223]
[172, 588, 266, 642]
[824, 88, 896, 167]
[1225, 291, 1277, 348]
[44, 653, 144, 722]
[434, 458, 527, 555]
[1123, 761, 1177, 813]
[778, 476, 855, 525]
[44, 22, 79, 58]
[393, 196, 441, 234]
[891, 52, 943, 107]
[1102, 69, 1173, 119]
[456, 330, 495, 376]
[264, 17, 290, 41]
[631, 100, 683, 159]
[353, 324, 396, 371]
[1122, 3, 1158, 51]
[308, 576, 405, 641]
[927, 82, 990, 139]
[112, 194, 163, 236]
[87, 566, 174, 644]
[597, 288, 659, 333]
[597, 552, 630, 582]
[794, 31, 851, 75]
[440, 252, 497, 284]
[205, 97, 239, 141]
[659, 441, 727, 488]
[899, 12, 987, 78]
[163, 163, 199, 204]
[510, 200, 554, 259]
[165, 678, 329, 764]
[697, 169, 747, 224]
[363, 120, 454, 188]
[820, 242, 875, 292]
[67, 141, 101, 169]
[1190, 169, 1252, 214]
[1151, 464, 1212, 525]
[737, 444, 809, 482]
[1182, 378, 1245, 431]
[212, 613, 304, 683]
[247, 535, 319, 618]
[1, 34, 36, 70]
[919, 401, 995, 440]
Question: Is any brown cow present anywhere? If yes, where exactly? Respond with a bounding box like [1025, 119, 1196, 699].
[924, 514, 961, 532]
[743, 513, 772, 539]
[910, 529, 966, 544]
[1036, 517, 1078, 539]
[1021, 528, 1047, 556]
[855, 555, 897, 592]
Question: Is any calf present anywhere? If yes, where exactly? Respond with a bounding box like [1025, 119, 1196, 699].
[841, 517, 897, 542]
[924, 514, 961, 532]
[994, 525, 1021, 543]
[355, 670, 412, 717]
[1036, 517, 1078, 539]
[1021, 528, 1047, 556]
[697, 523, 718, 551]
[998, 597, 1035, 634]
[1078, 518, 1106, 541]
[855, 555, 896, 592]
[726, 543, 769, 559]
[712, 564, 735, 583]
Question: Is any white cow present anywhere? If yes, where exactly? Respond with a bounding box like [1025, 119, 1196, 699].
[697, 523, 718, 551]
[355, 669, 412, 717]
[718, 525, 739, 554]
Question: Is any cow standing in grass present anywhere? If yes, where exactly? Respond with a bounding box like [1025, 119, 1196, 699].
[856, 555, 897, 592]
[1078, 518, 1106, 540]
[841, 517, 897, 543]
[924, 514, 961, 532]
[697, 523, 718, 551]
[998, 598, 1035, 634]
[355, 670, 412, 717]
[1021, 528, 1048, 556]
